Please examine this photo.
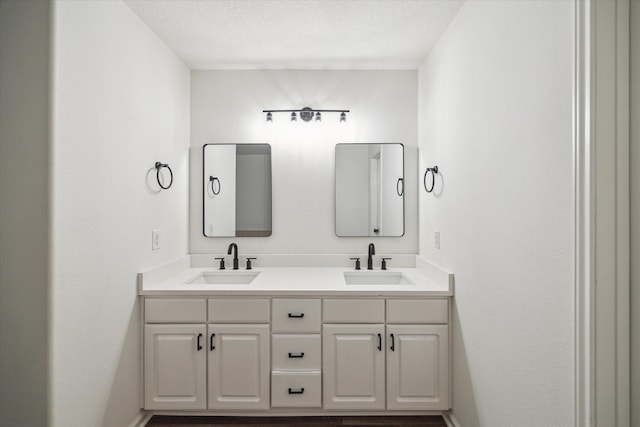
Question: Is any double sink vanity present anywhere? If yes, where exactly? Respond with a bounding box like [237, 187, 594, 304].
[139, 251, 453, 416]
[139, 142, 453, 417]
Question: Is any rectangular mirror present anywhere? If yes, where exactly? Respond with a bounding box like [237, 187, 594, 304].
[335, 143, 404, 237]
[203, 144, 272, 237]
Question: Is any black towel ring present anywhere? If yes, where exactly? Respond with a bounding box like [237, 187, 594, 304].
[423, 166, 439, 193]
[209, 176, 221, 195]
[155, 162, 173, 190]
[396, 178, 404, 196]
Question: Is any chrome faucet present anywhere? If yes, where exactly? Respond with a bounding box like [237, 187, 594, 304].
[367, 243, 375, 270]
[227, 243, 239, 270]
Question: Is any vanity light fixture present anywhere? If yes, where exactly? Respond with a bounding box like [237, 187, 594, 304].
[263, 106, 349, 123]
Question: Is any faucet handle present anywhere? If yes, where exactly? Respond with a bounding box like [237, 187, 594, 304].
[350, 257, 361, 270]
[246, 257, 257, 270]
[381, 257, 392, 271]
[215, 257, 226, 270]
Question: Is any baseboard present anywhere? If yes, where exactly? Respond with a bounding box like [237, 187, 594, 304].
[129, 410, 153, 427]
[443, 412, 461, 427]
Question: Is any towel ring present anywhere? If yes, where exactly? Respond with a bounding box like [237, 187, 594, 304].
[155, 162, 173, 190]
[423, 166, 439, 193]
[209, 176, 221, 195]
[396, 178, 404, 196]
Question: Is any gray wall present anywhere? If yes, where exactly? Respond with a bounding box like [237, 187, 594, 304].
[0, 1, 52, 425]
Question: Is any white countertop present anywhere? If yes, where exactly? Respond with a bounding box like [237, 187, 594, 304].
[139, 262, 453, 297]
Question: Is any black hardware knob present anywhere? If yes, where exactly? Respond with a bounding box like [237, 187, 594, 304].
[246, 257, 256, 270]
[288, 313, 305, 318]
[373, 228, 380, 234]
[215, 257, 225, 270]
[381, 257, 392, 271]
[350, 257, 361, 270]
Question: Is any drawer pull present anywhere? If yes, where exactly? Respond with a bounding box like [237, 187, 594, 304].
[377, 333, 382, 351]
[288, 387, 305, 394]
[197, 333, 203, 351]
[288, 313, 305, 318]
[288, 352, 305, 358]
[390, 333, 395, 352]
[210, 333, 215, 351]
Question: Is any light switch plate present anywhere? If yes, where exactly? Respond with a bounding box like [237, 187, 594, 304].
[152, 230, 160, 250]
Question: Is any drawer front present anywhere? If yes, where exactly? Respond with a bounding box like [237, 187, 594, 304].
[386, 299, 448, 324]
[208, 298, 270, 323]
[271, 371, 322, 408]
[272, 299, 321, 333]
[272, 334, 321, 371]
[145, 298, 206, 323]
[323, 299, 385, 323]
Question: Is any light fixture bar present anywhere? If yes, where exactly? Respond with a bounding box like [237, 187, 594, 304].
[263, 107, 349, 123]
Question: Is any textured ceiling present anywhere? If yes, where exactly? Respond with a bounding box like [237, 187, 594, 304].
[124, 0, 464, 70]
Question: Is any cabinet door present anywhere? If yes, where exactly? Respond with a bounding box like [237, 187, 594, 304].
[323, 324, 385, 410]
[386, 324, 449, 410]
[208, 324, 270, 410]
[144, 324, 206, 410]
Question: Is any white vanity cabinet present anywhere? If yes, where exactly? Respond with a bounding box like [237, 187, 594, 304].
[271, 298, 322, 408]
[322, 298, 450, 411]
[385, 299, 450, 410]
[144, 299, 207, 410]
[207, 298, 271, 410]
[142, 293, 450, 414]
[143, 298, 271, 411]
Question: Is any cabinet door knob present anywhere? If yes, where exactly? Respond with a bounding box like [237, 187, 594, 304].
[197, 333, 203, 351]
[210, 333, 215, 351]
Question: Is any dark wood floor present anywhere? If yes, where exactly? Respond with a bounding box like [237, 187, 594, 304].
[147, 415, 447, 427]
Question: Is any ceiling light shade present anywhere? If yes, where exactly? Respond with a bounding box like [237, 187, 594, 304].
[340, 112, 347, 123]
[266, 112, 273, 122]
[290, 112, 297, 122]
[315, 112, 321, 122]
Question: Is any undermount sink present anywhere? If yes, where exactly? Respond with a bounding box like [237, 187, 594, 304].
[187, 271, 260, 285]
[343, 271, 414, 285]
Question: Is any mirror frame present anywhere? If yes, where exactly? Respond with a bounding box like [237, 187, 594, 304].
[334, 143, 405, 237]
[202, 143, 272, 238]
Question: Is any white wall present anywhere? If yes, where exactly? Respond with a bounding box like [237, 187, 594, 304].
[0, 1, 51, 425]
[51, 1, 190, 426]
[190, 70, 417, 255]
[631, 1, 640, 424]
[418, 1, 574, 426]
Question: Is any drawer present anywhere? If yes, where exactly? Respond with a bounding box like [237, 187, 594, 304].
[272, 299, 321, 333]
[386, 299, 448, 324]
[208, 298, 270, 323]
[271, 371, 322, 408]
[272, 334, 321, 371]
[145, 298, 206, 323]
[323, 299, 385, 323]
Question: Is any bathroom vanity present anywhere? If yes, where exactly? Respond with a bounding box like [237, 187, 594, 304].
[138, 257, 453, 416]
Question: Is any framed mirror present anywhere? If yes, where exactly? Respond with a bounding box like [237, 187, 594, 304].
[203, 144, 272, 237]
[335, 143, 404, 237]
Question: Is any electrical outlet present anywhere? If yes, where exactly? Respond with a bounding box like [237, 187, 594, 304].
[152, 230, 160, 250]
[434, 231, 440, 249]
